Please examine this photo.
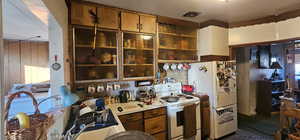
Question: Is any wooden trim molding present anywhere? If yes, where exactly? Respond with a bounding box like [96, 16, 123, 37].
[157, 16, 199, 28]
[199, 20, 229, 29]
[229, 37, 300, 48]
[200, 55, 229, 62]
[229, 8, 300, 28]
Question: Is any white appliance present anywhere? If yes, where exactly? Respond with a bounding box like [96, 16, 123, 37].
[154, 83, 201, 140]
[188, 61, 237, 139]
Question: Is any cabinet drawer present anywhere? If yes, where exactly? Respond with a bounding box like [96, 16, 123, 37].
[144, 115, 166, 134]
[122, 120, 144, 131]
[119, 112, 143, 122]
[153, 132, 167, 140]
[144, 107, 166, 119]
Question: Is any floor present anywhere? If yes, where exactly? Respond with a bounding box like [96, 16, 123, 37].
[220, 114, 279, 140]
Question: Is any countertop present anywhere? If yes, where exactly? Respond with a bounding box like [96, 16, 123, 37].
[76, 98, 166, 139]
[107, 98, 166, 116]
[76, 109, 126, 140]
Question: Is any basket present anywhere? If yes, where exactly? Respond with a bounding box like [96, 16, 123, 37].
[5, 91, 54, 140]
[289, 134, 300, 140]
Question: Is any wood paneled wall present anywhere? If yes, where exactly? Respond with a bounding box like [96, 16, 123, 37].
[3, 40, 49, 93]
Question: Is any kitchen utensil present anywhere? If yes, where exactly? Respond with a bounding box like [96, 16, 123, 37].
[183, 63, 191, 70]
[171, 64, 177, 71]
[161, 96, 179, 103]
[119, 90, 131, 103]
[88, 85, 96, 94]
[177, 63, 183, 71]
[163, 63, 169, 71]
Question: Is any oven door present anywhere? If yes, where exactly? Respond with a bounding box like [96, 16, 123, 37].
[167, 105, 184, 139]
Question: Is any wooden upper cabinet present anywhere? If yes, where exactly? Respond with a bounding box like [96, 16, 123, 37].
[98, 7, 119, 29]
[121, 12, 157, 33]
[71, 2, 96, 27]
[140, 15, 156, 34]
[121, 12, 140, 32]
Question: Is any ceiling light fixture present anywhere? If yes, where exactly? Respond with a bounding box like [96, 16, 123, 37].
[183, 11, 201, 18]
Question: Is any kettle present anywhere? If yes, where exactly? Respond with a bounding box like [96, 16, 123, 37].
[119, 90, 131, 103]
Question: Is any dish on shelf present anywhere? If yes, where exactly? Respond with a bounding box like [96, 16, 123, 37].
[163, 63, 169, 71]
[171, 64, 177, 71]
[100, 52, 112, 64]
[177, 64, 183, 71]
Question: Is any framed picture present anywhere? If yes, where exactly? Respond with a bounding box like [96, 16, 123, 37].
[258, 46, 271, 69]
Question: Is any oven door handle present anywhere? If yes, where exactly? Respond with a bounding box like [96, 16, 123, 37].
[168, 106, 184, 111]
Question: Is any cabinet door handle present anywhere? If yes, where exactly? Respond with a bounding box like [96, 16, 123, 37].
[137, 23, 139, 30]
[140, 24, 143, 30]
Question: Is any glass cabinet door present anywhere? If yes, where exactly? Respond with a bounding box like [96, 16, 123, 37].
[123, 33, 154, 79]
[74, 27, 118, 82]
[158, 23, 198, 62]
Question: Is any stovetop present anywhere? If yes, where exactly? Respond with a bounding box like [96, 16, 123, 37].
[159, 94, 199, 106]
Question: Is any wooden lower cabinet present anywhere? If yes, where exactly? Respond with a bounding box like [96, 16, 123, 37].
[118, 107, 167, 140]
[122, 120, 144, 131]
[153, 132, 166, 140]
[144, 116, 166, 134]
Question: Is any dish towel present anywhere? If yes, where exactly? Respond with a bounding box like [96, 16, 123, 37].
[184, 104, 197, 138]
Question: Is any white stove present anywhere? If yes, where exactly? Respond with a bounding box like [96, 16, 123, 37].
[154, 83, 201, 140]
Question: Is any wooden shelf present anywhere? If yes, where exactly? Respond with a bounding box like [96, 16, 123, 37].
[181, 34, 196, 38]
[124, 64, 153, 66]
[76, 44, 117, 49]
[158, 60, 198, 63]
[159, 32, 179, 37]
[124, 47, 153, 51]
[159, 32, 196, 38]
[159, 47, 197, 51]
[76, 64, 117, 67]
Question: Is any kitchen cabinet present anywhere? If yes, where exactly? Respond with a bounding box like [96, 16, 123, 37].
[122, 33, 155, 80]
[158, 23, 198, 63]
[121, 12, 140, 32]
[118, 107, 167, 140]
[71, 2, 119, 29]
[119, 112, 144, 131]
[199, 25, 229, 57]
[121, 12, 156, 34]
[71, 2, 96, 27]
[73, 26, 119, 83]
[144, 115, 166, 134]
[153, 132, 167, 140]
[140, 15, 156, 34]
[98, 7, 119, 29]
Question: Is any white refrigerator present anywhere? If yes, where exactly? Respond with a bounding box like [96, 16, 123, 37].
[188, 61, 238, 139]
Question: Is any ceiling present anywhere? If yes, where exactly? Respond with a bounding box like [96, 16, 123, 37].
[3, 0, 48, 41]
[87, 0, 300, 23]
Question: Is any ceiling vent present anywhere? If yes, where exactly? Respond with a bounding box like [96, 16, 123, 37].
[183, 11, 200, 17]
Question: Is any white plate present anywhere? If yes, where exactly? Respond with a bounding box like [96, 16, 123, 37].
[171, 64, 177, 71]
[163, 63, 169, 71]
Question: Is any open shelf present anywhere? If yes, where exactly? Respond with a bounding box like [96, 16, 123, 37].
[159, 32, 196, 38]
[123, 47, 153, 51]
[76, 44, 117, 49]
[159, 46, 197, 51]
[158, 60, 198, 63]
[76, 64, 117, 67]
[124, 64, 153, 66]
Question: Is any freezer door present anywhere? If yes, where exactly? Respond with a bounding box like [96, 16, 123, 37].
[211, 104, 238, 139]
